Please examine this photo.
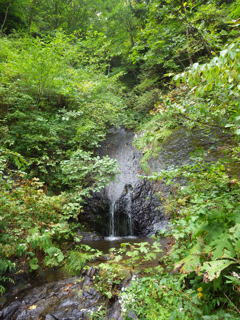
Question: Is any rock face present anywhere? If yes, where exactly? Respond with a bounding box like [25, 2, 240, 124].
[80, 128, 231, 238]
[81, 184, 166, 237]
[149, 127, 232, 172]
[80, 128, 166, 238]
[114, 179, 165, 236]
[79, 191, 109, 236]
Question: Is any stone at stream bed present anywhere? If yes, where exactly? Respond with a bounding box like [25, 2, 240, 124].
[77, 231, 104, 241]
[0, 266, 129, 320]
[108, 300, 123, 320]
[0, 271, 104, 320]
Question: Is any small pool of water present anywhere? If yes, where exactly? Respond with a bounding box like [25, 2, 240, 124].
[82, 236, 153, 253]
[1, 237, 168, 309]
[104, 235, 137, 241]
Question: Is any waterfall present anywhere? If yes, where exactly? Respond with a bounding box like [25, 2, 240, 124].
[107, 187, 134, 240]
[109, 201, 116, 238]
[103, 128, 140, 240]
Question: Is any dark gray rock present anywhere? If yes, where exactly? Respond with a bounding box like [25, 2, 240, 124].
[77, 127, 232, 239]
[80, 191, 109, 236]
[78, 231, 104, 241]
[126, 311, 138, 319]
[0, 275, 103, 320]
[45, 315, 60, 320]
[108, 300, 123, 320]
[0, 267, 136, 320]
[114, 179, 165, 236]
[0, 301, 21, 320]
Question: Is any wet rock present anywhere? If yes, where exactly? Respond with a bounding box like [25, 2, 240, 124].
[0, 275, 103, 320]
[75, 128, 169, 238]
[77, 127, 233, 240]
[126, 311, 138, 319]
[114, 179, 165, 236]
[82, 275, 91, 287]
[108, 300, 123, 320]
[80, 191, 109, 235]
[85, 267, 98, 278]
[78, 231, 104, 241]
[1, 266, 138, 320]
[0, 301, 21, 320]
[45, 315, 59, 320]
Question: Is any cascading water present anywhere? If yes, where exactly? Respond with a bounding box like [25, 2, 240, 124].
[107, 187, 134, 240]
[109, 201, 116, 238]
[103, 128, 140, 240]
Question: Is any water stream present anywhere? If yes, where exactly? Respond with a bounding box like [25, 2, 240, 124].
[108, 201, 116, 238]
[1, 127, 233, 319]
[0, 128, 167, 320]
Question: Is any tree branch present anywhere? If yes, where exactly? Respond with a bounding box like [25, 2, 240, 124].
[1, 2, 10, 34]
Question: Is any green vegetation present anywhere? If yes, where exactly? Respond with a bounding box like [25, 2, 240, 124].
[130, 32, 240, 320]
[93, 241, 162, 299]
[0, 0, 240, 318]
[0, 31, 123, 293]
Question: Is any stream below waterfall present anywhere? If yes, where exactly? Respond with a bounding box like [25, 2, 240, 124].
[4, 125, 214, 319]
[0, 128, 162, 320]
[1, 127, 227, 319]
[0, 235, 167, 320]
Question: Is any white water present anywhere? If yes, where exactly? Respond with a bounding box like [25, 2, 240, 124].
[104, 235, 137, 241]
[102, 128, 140, 239]
[109, 201, 116, 237]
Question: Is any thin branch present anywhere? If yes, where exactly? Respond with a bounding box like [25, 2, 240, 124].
[224, 292, 240, 314]
[1, 3, 10, 34]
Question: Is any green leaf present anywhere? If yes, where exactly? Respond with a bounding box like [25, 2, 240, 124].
[29, 258, 39, 271]
[203, 260, 235, 281]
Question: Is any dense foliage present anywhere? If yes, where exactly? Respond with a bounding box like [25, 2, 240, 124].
[131, 37, 240, 318]
[0, 0, 240, 319]
[0, 32, 124, 293]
